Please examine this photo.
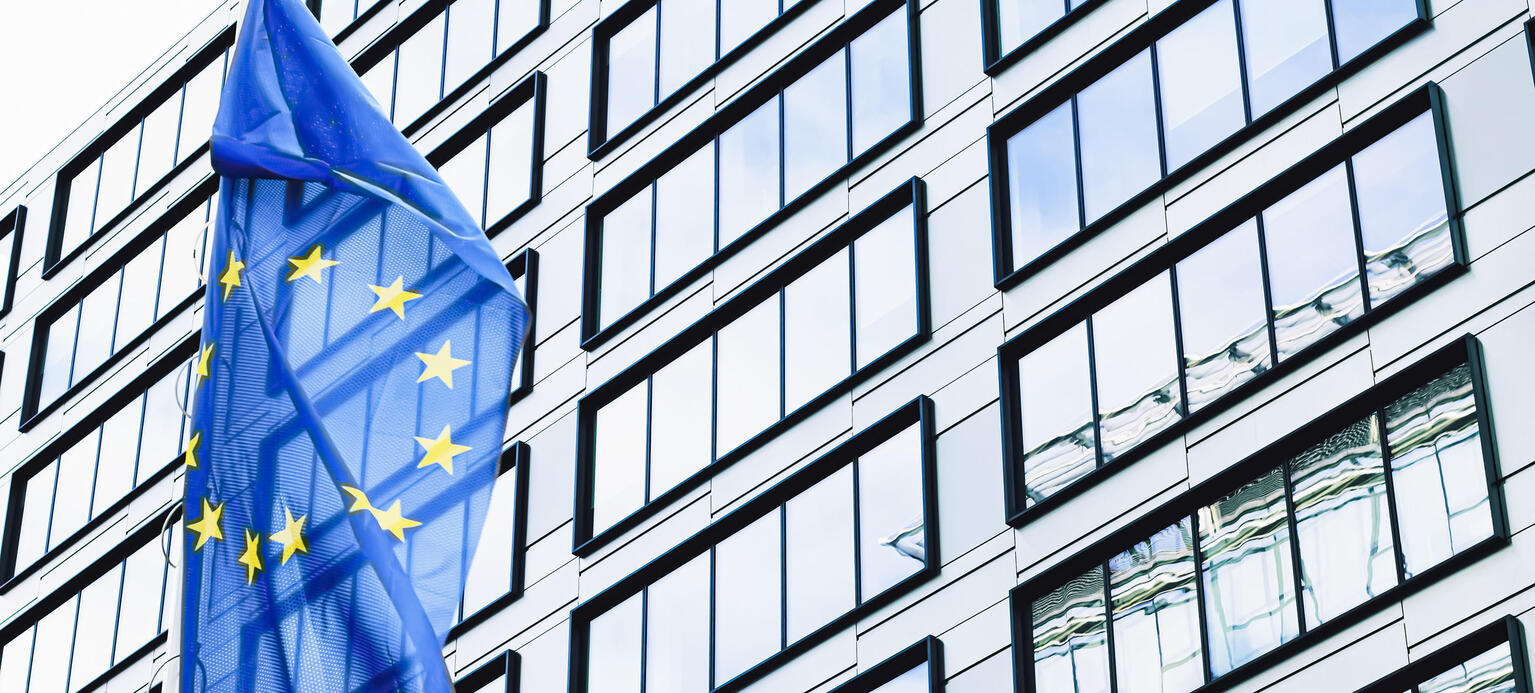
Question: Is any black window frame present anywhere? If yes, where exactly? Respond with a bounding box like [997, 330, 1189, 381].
[348, 0, 552, 138]
[43, 27, 234, 279]
[978, 0, 1113, 75]
[22, 179, 217, 431]
[1354, 615, 1531, 693]
[986, 0, 1432, 292]
[449, 441, 532, 639]
[585, 0, 824, 159]
[0, 206, 26, 319]
[1010, 334, 1510, 693]
[0, 334, 201, 591]
[423, 72, 548, 241]
[308, 0, 394, 43]
[997, 83, 1465, 527]
[568, 395, 941, 693]
[572, 177, 931, 555]
[505, 248, 539, 405]
[457, 649, 521, 693]
[835, 636, 947, 693]
[578, 0, 923, 351]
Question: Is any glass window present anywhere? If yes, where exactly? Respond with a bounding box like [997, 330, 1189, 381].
[1006, 102, 1079, 271]
[1032, 570, 1111, 693]
[997, 0, 1066, 55]
[646, 555, 711, 693]
[94, 402, 142, 513]
[714, 511, 783, 685]
[440, 134, 489, 226]
[587, 592, 642, 693]
[497, 0, 542, 53]
[592, 383, 648, 535]
[1290, 416, 1396, 625]
[40, 305, 80, 405]
[1092, 275, 1182, 461]
[1198, 466, 1298, 676]
[463, 457, 520, 616]
[73, 275, 120, 379]
[1262, 166, 1363, 362]
[0, 627, 33, 693]
[716, 298, 781, 455]
[784, 53, 849, 200]
[360, 58, 397, 116]
[1239, 0, 1331, 117]
[1018, 324, 1097, 507]
[15, 463, 55, 570]
[49, 432, 96, 546]
[1418, 642, 1516, 693]
[850, 11, 912, 156]
[1108, 519, 1203, 693]
[1157, 0, 1245, 171]
[659, 0, 717, 96]
[138, 101, 180, 188]
[62, 158, 100, 254]
[70, 564, 123, 687]
[653, 146, 715, 289]
[599, 190, 654, 328]
[319, 0, 356, 34]
[486, 101, 537, 226]
[1332, 0, 1420, 64]
[1386, 364, 1492, 578]
[718, 99, 781, 248]
[116, 243, 164, 350]
[607, 7, 658, 136]
[857, 427, 926, 599]
[394, 16, 447, 125]
[1351, 113, 1452, 308]
[445, 0, 496, 92]
[179, 55, 224, 158]
[117, 541, 166, 656]
[30, 596, 77, 693]
[720, 0, 775, 56]
[786, 467, 855, 642]
[1077, 50, 1161, 223]
[853, 208, 918, 368]
[784, 250, 852, 412]
[1175, 222, 1271, 412]
[648, 341, 713, 498]
[95, 132, 140, 226]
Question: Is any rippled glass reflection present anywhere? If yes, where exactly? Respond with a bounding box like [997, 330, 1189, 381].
[1199, 467, 1299, 675]
[1033, 569, 1111, 693]
[1175, 222, 1272, 413]
[1352, 113, 1453, 308]
[1109, 520, 1203, 693]
[1418, 641, 1516, 693]
[1262, 166, 1365, 361]
[1094, 276, 1183, 460]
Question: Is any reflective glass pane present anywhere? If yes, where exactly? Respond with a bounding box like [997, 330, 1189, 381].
[30, 596, 76, 693]
[1018, 324, 1097, 506]
[720, 0, 774, 56]
[117, 542, 165, 656]
[1006, 102, 1079, 272]
[592, 382, 649, 535]
[598, 188, 654, 328]
[486, 101, 536, 225]
[1262, 166, 1363, 361]
[1157, 0, 1245, 171]
[0, 231, 12, 308]
[659, 0, 717, 95]
[0, 626, 34, 693]
[445, 0, 496, 91]
[1199, 466, 1299, 676]
[784, 250, 852, 412]
[877, 663, 929, 693]
[1290, 416, 1395, 625]
[850, 12, 911, 156]
[1109, 519, 1203, 693]
[646, 555, 710, 693]
[360, 58, 397, 116]
[786, 466, 855, 642]
[62, 158, 101, 254]
[1386, 364, 1491, 578]
[116, 239, 164, 349]
[1419, 642, 1517, 693]
[714, 511, 783, 685]
[70, 564, 122, 688]
[784, 52, 849, 201]
[95, 399, 143, 514]
[587, 592, 642, 693]
[1092, 275, 1182, 460]
[179, 57, 224, 158]
[160, 201, 208, 317]
[40, 305, 80, 405]
[139, 370, 186, 479]
[718, 99, 781, 248]
[463, 460, 519, 616]
[1240, 0, 1331, 117]
[857, 426, 925, 599]
[138, 101, 181, 189]
[1032, 569, 1110, 693]
[95, 130, 140, 222]
[853, 207, 918, 368]
[15, 463, 56, 570]
[1175, 222, 1271, 412]
[997, 0, 1065, 55]
[496, 0, 542, 54]
[394, 17, 448, 125]
[607, 7, 658, 136]
[319, 0, 355, 34]
[648, 340, 713, 497]
[1332, 0, 1419, 64]
[653, 145, 715, 288]
[1078, 50, 1160, 223]
[1351, 114, 1452, 307]
[716, 299, 781, 454]
[440, 137, 489, 227]
[73, 275, 121, 380]
[50, 430, 98, 546]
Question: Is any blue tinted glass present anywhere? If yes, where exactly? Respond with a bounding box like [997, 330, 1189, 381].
[997, 0, 1065, 55]
[784, 52, 849, 200]
[607, 7, 658, 136]
[1156, 0, 1245, 171]
[1261, 166, 1363, 361]
[718, 99, 781, 248]
[1332, 0, 1419, 64]
[1006, 102, 1079, 271]
[1078, 50, 1160, 223]
[850, 11, 912, 155]
[1240, 0, 1331, 116]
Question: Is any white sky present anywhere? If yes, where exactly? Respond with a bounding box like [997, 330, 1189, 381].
[0, 0, 227, 190]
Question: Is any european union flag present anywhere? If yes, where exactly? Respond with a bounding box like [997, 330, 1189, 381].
[180, 1, 529, 691]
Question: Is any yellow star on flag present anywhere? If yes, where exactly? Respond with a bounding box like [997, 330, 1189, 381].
[269, 508, 308, 565]
[415, 341, 470, 388]
[372, 499, 423, 542]
[415, 425, 472, 475]
[237, 529, 264, 585]
[367, 276, 421, 319]
[185, 431, 201, 469]
[287, 243, 340, 284]
[218, 250, 245, 301]
[341, 484, 373, 514]
[186, 498, 225, 551]
[197, 342, 215, 383]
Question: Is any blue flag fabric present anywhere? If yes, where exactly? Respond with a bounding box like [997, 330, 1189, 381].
[180, 0, 529, 691]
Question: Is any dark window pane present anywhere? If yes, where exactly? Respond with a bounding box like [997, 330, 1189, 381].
[997, 0, 1065, 55]
[1108, 519, 1203, 693]
[1240, 0, 1331, 117]
[1332, 0, 1419, 64]
[1078, 50, 1160, 223]
[1175, 221, 1271, 413]
[653, 145, 715, 288]
[587, 592, 643, 693]
[1262, 166, 1363, 361]
[877, 662, 930, 693]
[784, 249, 852, 412]
[1018, 324, 1097, 506]
[714, 511, 783, 684]
[592, 382, 648, 535]
[598, 188, 654, 328]
[1351, 113, 1452, 308]
[857, 425, 926, 599]
[486, 101, 536, 225]
[445, 0, 495, 91]
[1157, 0, 1245, 171]
[1418, 642, 1516, 693]
[394, 16, 448, 125]
[648, 340, 713, 497]
[646, 554, 711, 693]
[1005, 102, 1079, 272]
[718, 99, 781, 248]
[659, 0, 717, 95]
[785, 466, 855, 642]
[1092, 275, 1182, 460]
[1032, 569, 1110, 693]
[1290, 416, 1395, 625]
[720, 0, 774, 56]
[784, 52, 849, 201]
[850, 11, 912, 156]
[1386, 364, 1492, 578]
[607, 7, 658, 136]
[716, 299, 781, 454]
[853, 206, 918, 368]
[1199, 466, 1299, 675]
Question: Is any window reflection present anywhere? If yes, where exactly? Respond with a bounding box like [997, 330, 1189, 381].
[784, 250, 853, 411]
[1262, 166, 1364, 361]
[1352, 113, 1453, 308]
[1240, 0, 1331, 117]
[854, 208, 919, 368]
[850, 11, 912, 156]
[1093, 276, 1183, 461]
[997, 0, 1066, 55]
[1077, 50, 1161, 223]
[1157, 0, 1245, 171]
[646, 555, 711, 693]
[1199, 467, 1299, 675]
[1418, 642, 1517, 693]
[715, 511, 784, 684]
[1175, 222, 1271, 412]
[1332, 0, 1420, 64]
[858, 427, 926, 598]
[786, 467, 855, 641]
[1006, 102, 1079, 271]
[718, 100, 782, 248]
[784, 53, 850, 200]
[587, 592, 643, 693]
[592, 383, 648, 535]
[1018, 324, 1097, 506]
[716, 299, 782, 454]
[1033, 570, 1111, 693]
[1109, 520, 1203, 693]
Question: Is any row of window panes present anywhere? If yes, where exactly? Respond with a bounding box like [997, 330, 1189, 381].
[357, 0, 541, 129]
[14, 356, 197, 577]
[595, 7, 913, 330]
[1030, 363, 1495, 691]
[57, 47, 226, 265]
[591, 202, 920, 536]
[586, 421, 928, 693]
[435, 94, 539, 232]
[603, 0, 810, 138]
[1405, 641, 1519, 693]
[460, 449, 523, 619]
[1001, 0, 1419, 275]
[1013, 112, 1452, 507]
[0, 528, 180, 693]
[38, 194, 213, 410]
